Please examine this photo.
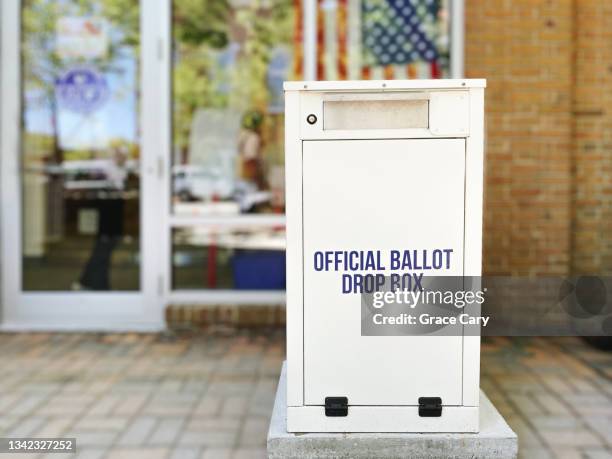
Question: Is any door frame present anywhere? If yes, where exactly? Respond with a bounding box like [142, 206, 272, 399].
[0, 0, 165, 330]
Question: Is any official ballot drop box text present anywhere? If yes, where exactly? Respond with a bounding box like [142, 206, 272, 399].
[284, 80, 486, 433]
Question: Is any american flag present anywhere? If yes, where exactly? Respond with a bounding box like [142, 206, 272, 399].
[305, 0, 449, 80]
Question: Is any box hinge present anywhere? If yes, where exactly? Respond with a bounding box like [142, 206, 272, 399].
[418, 397, 442, 417]
[325, 397, 348, 417]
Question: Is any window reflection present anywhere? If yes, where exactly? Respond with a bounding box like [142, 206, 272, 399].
[21, 0, 140, 291]
[172, 226, 286, 290]
[316, 0, 450, 80]
[171, 0, 296, 216]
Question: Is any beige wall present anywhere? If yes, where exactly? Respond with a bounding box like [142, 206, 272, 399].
[466, 0, 612, 276]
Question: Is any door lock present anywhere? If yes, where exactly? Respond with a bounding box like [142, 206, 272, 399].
[306, 114, 317, 125]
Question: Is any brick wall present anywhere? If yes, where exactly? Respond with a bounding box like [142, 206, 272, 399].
[572, 0, 612, 275]
[466, 0, 612, 277]
[166, 304, 286, 330]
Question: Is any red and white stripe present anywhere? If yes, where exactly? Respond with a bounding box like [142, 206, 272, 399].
[314, 0, 441, 81]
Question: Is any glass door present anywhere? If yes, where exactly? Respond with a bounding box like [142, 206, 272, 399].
[166, 0, 296, 304]
[1, 0, 165, 329]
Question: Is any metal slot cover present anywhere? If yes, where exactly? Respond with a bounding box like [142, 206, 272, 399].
[323, 98, 428, 130]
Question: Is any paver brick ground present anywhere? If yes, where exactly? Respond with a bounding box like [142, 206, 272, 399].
[0, 331, 610, 459]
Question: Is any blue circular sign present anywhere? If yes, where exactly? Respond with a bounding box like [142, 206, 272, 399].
[55, 67, 109, 114]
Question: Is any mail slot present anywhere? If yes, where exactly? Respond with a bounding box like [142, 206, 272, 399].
[323, 92, 429, 130]
[284, 79, 486, 433]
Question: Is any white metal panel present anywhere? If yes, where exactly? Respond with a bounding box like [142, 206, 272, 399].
[285, 90, 305, 407]
[300, 90, 470, 140]
[429, 91, 470, 136]
[287, 405, 478, 433]
[284, 79, 486, 91]
[302, 139, 466, 406]
[462, 87, 486, 407]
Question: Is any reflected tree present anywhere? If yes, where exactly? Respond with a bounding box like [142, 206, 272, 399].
[22, 0, 139, 162]
[172, 0, 294, 165]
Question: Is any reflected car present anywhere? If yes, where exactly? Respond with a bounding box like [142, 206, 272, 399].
[58, 159, 137, 191]
[173, 165, 234, 202]
[173, 165, 272, 212]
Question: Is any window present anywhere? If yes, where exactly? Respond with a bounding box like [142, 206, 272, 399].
[172, 225, 286, 290]
[171, 0, 298, 216]
[21, 0, 141, 291]
[315, 0, 450, 80]
[169, 0, 453, 292]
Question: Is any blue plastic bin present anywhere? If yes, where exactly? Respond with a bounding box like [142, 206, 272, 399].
[231, 250, 286, 290]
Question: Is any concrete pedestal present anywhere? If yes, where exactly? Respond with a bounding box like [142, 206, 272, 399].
[267, 362, 517, 459]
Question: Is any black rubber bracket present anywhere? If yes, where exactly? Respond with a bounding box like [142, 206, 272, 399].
[325, 396, 348, 417]
[418, 397, 442, 417]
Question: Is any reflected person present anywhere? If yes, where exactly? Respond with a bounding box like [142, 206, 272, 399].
[75, 147, 128, 290]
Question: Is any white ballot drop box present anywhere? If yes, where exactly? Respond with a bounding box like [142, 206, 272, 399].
[284, 80, 486, 433]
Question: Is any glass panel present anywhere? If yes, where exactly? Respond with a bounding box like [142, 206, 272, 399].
[21, 0, 140, 291]
[316, 0, 451, 80]
[172, 226, 286, 290]
[171, 0, 298, 216]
